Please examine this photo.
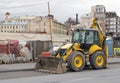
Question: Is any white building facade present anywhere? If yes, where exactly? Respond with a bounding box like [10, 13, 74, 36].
[80, 5, 120, 36]
[0, 13, 67, 35]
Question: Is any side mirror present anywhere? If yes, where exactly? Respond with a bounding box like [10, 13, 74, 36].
[66, 39, 70, 43]
[63, 39, 70, 45]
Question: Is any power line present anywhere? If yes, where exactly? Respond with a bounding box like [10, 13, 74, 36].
[1, 1, 48, 9]
[0, 1, 49, 20]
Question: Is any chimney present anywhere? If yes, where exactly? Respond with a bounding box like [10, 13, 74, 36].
[76, 13, 79, 24]
[47, 14, 54, 20]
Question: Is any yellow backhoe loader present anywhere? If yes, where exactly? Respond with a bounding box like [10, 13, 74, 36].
[34, 18, 108, 74]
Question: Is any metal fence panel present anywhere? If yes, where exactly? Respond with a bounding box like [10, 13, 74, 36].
[0, 40, 53, 63]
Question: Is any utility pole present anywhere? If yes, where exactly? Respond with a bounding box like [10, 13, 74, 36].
[48, 2, 52, 41]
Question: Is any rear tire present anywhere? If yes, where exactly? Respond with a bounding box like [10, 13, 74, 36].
[90, 51, 106, 69]
[67, 51, 85, 72]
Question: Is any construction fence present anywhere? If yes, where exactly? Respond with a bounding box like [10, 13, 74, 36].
[0, 40, 52, 64]
[113, 37, 120, 56]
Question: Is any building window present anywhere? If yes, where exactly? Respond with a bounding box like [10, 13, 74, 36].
[96, 9, 98, 12]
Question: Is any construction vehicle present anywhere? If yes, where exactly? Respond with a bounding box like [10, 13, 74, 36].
[34, 17, 108, 74]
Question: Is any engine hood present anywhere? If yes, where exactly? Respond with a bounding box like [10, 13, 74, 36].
[61, 43, 73, 49]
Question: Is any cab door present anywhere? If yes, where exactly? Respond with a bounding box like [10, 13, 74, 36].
[80, 30, 100, 52]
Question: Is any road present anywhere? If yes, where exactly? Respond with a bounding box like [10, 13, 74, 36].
[0, 64, 120, 83]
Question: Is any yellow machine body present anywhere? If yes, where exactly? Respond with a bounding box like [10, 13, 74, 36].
[34, 18, 108, 73]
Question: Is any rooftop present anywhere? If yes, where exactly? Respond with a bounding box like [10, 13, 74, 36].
[0, 20, 28, 25]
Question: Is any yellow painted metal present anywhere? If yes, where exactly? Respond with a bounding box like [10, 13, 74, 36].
[73, 43, 82, 51]
[56, 43, 73, 60]
[56, 43, 83, 61]
[91, 18, 107, 68]
[62, 43, 83, 61]
[91, 18, 106, 48]
[74, 55, 82, 68]
[105, 46, 108, 68]
[61, 43, 73, 49]
[96, 54, 104, 66]
[62, 48, 72, 61]
[89, 45, 102, 54]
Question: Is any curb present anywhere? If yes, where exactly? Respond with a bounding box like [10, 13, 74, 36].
[0, 62, 120, 73]
[0, 68, 33, 73]
[108, 62, 120, 64]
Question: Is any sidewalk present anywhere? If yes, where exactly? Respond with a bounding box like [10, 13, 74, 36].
[0, 63, 35, 72]
[0, 57, 120, 72]
[108, 57, 120, 64]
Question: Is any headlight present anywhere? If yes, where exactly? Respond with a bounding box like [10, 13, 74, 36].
[59, 49, 66, 56]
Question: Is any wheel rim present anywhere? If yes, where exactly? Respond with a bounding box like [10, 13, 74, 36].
[74, 55, 82, 68]
[96, 55, 104, 66]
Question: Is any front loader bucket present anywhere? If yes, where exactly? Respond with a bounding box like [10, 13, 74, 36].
[34, 57, 67, 74]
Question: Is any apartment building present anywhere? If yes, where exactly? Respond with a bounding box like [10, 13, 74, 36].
[81, 5, 120, 36]
[81, 5, 106, 34]
[106, 12, 120, 36]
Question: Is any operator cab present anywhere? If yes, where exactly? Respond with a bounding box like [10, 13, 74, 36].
[72, 28, 100, 51]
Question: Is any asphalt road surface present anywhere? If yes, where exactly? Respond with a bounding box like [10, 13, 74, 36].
[0, 64, 120, 83]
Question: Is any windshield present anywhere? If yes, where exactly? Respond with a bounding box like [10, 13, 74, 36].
[72, 30, 85, 43]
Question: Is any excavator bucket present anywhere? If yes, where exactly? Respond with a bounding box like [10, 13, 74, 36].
[34, 57, 67, 74]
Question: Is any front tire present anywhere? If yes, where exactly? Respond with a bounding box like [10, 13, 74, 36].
[67, 51, 85, 72]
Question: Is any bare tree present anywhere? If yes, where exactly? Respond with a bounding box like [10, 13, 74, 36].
[64, 17, 76, 35]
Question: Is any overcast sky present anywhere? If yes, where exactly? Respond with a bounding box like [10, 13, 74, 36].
[0, 0, 120, 23]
